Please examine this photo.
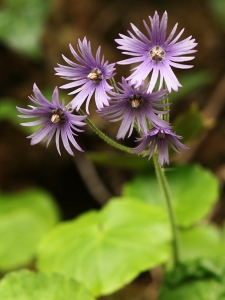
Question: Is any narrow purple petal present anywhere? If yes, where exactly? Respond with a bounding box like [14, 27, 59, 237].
[55, 128, 61, 155]
[61, 126, 74, 156]
[99, 79, 169, 139]
[55, 37, 115, 113]
[133, 127, 188, 165]
[52, 87, 60, 106]
[115, 11, 197, 93]
[20, 119, 45, 126]
[17, 85, 86, 156]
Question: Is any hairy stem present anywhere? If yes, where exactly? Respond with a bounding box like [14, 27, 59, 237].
[79, 109, 132, 154]
[109, 77, 119, 93]
[163, 82, 170, 123]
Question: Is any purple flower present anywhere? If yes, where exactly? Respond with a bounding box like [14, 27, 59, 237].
[98, 78, 169, 139]
[115, 11, 197, 93]
[17, 84, 87, 156]
[55, 37, 116, 114]
[133, 127, 188, 166]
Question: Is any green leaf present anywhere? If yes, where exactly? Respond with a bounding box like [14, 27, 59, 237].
[0, 99, 19, 123]
[165, 259, 222, 287]
[0, 189, 60, 271]
[0, 99, 36, 134]
[87, 151, 153, 170]
[169, 70, 213, 103]
[123, 164, 219, 227]
[0, 269, 95, 300]
[180, 225, 222, 262]
[0, 0, 50, 58]
[207, 0, 225, 30]
[159, 277, 224, 300]
[37, 199, 171, 296]
[173, 104, 205, 143]
[160, 257, 225, 300]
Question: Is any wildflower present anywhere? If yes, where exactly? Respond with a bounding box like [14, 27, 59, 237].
[98, 78, 169, 139]
[133, 127, 188, 166]
[115, 11, 197, 93]
[17, 84, 86, 156]
[55, 37, 116, 114]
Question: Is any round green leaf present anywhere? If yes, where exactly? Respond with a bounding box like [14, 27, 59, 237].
[0, 189, 60, 271]
[37, 199, 171, 296]
[123, 165, 219, 227]
[0, 270, 95, 300]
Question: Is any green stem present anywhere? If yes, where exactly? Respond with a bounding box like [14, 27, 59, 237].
[79, 109, 132, 154]
[153, 152, 180, 267]
[109, 77, 119, 93]
[163, 82, 170, 123]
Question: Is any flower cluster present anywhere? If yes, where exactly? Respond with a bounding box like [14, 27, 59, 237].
[17, 11, 196, 165]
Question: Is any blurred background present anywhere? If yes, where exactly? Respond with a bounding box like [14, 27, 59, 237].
[1, 0, 225, 221]
[1, 0, 225, 299]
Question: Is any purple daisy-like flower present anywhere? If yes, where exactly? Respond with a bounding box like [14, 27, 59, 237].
[98, 78, 169, 139]
[115, 11, 197, 93]
[17, 84, 87, 156]
[133, 127, 188, 166]
[55, 37, 116, 114]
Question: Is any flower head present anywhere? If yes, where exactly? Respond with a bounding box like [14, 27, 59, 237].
[115, 11, 197, 93]
[17, 84, 86, 156]
[133, 127, 188, 166]
[98, 78, 169, 139]
[55, 37, 116, 114]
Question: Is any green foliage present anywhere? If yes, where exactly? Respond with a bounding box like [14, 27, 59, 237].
[166, 259, 222, 286]
[160, 271, 225, 300]
[0, 99, 36, 134]
[123, 164, 219, 227]
[37, 199, 171, 296]
[0, 269, 96, 300]
[208, 0, 225, 29]
[0, 0, 50, 58]
[159, 258, 225, 300]
[180, 225, 223, 262]
[87, 151, 153, 170]
[169, 70, 213, 103]
[0, 189, 60, 271]
[173, 104, 205, 143]
[0, 99, 18, 123]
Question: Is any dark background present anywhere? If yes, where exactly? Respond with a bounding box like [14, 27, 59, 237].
[1, 0, 225, 222]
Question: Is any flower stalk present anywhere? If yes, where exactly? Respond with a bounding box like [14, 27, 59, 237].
[79, 109, 132, 153]
[153, 152, 180, 267]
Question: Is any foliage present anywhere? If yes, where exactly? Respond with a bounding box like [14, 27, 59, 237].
[0, 269, 96, 300]
[159, 260, 225, 300]
[36, 199, 171, 296]
[123, 164, 219, 227]
[0, 0, 50, 58]
[208, 0, 225, 29]
[0, 189, 60, 272]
